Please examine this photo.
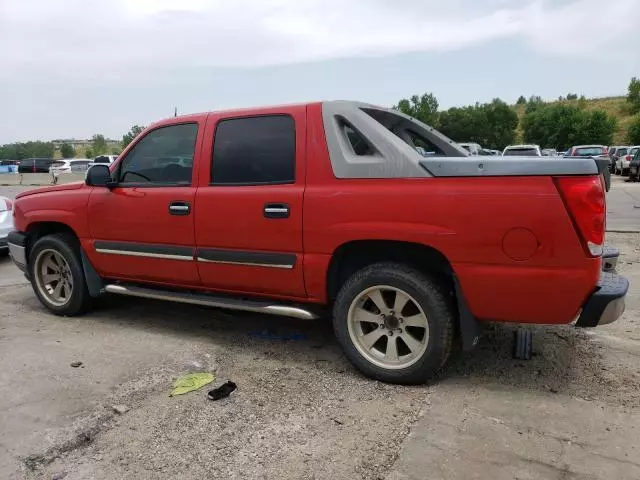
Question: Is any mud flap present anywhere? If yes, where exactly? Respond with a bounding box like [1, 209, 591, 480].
[452, 273, 480, 351]
[81, 249, 104, 297]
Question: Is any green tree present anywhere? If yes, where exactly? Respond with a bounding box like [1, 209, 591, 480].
[566, 93, 578, 101]
[522, 104, 616, 150]
[438, 99, 518, 149]
[60, 143, 75, 159]
[91, 134, 108, 155]
[525, 95, 544, 113]
[394, 93, 439, 127]
[121, 125, 145, 149]
[85, 148, 94, 159]
[578, 110, 616, 145]
[516, 95, 527, 105]
[627, 77, 640, 113]
[627, 115, 640, 144]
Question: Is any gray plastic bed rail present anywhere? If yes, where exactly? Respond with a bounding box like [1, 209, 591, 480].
[419, 156, 599, 177]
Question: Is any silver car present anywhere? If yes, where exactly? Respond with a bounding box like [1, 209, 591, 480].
[0, 196, 14, 256]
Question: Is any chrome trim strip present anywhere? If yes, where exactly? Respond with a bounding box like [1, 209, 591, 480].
[196, 257, 294, 269]
[95, 248, 193, 261]
[104, 284, 318, 320]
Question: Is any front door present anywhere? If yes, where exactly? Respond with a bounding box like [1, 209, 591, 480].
[194, 108, 307, 298]
[86, 120, 205, 286]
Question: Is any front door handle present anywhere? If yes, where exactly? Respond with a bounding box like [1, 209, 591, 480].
[169, 201, 191, 216]
[264, 203, 290, 219]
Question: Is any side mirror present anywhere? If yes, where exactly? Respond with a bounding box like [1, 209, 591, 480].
[86, 164, 114, 187]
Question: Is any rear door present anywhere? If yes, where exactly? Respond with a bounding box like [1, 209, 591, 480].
[86, 119, 205, 285]
[194, 107, 307, 298]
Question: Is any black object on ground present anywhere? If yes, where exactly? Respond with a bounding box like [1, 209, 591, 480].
[70, 361, 83, 368]
[207, 381, 237, 401]
[513, 329, 532, 360]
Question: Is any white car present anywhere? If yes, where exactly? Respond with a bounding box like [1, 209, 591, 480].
[49, 158, 93, 175]
[616, 146, 639, 176]
[91, 154, 118, 165]
[502, 144, 542, 156]
[0, 196, 14, 256]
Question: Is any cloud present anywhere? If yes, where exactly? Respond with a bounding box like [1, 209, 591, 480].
[1, 0, 638, 80]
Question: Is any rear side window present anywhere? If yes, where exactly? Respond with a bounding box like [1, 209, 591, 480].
[504, 148, 538, 156]
[574, 147, 605, 156]
[211, 115, 295, 185]
[630, 147, 640, 157]
[118, 123, 197, 185]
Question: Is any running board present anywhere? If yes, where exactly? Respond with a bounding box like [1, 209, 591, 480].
[104, 284, 319, 320]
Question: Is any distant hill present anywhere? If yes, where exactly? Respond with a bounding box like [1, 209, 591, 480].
[513, 96, 632, 145]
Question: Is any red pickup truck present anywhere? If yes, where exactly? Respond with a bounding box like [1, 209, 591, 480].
[7, 101, 628, 384]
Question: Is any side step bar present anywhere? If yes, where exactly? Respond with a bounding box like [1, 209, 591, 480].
[104, 284, 319, 320]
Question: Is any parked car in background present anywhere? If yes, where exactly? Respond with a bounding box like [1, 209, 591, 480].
[628, 147, 640, 181]
[6, 100, 627, 384]
[614, 147, 637, 176]
[609, 146, 628, 172]
[458, 142, 481, 155]
[609, 146, 629, 174]
[541, 148, 557, 156]
[502, 144, 542, 156]
[49, 159, 93, 175]
[91, 155, 118, 165]
[17, 158, 53, 173]
[0, 196, 13, 256]
[557, 151, 567, 157]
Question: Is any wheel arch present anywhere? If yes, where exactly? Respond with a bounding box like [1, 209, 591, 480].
[326, 239, 480, 351]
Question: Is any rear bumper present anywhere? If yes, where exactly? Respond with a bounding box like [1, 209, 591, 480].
[7, 231, 27, 273]
[575, 272, 628, 327]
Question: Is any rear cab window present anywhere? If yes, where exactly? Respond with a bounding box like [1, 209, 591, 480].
[503, 148, 538, 156]
[574, 147, 605, 156]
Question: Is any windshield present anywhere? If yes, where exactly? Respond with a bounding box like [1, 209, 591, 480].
[617, 148, 628, 156]
[631, 148, 639, 157]
[503, 148, 538, 156]
[574, 147, 605, 156]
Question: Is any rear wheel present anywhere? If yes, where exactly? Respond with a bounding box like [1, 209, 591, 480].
[29, 233, 92, 316]
[333, 262, 454, 384]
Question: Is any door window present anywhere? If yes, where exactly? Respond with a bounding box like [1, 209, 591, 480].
[211, 115, 295, 185]
[118, 123, 198, 185]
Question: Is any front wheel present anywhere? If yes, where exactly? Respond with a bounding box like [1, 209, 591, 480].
[333, 263, 454, 384]
[29, 233, 92, 316]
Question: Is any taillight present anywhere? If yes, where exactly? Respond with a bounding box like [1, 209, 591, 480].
[554, 176, 605, 257]
[626, 155, 632, 161]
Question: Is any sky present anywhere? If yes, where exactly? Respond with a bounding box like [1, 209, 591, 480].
[1, 0, 639, 143]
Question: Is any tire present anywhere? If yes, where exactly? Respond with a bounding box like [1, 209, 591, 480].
[332, 262, 454, 384]
[28, 233, 92, 316]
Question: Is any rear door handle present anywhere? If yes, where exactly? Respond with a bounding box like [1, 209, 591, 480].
[264, 203, 290, 219]
[169, 201, 191, 216]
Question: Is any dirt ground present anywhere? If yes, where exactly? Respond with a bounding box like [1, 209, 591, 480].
[1, 180, 640, 479]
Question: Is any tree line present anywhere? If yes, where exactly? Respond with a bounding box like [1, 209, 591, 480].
[395, 77, 640, 150]
[0, 125, 147, 161]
